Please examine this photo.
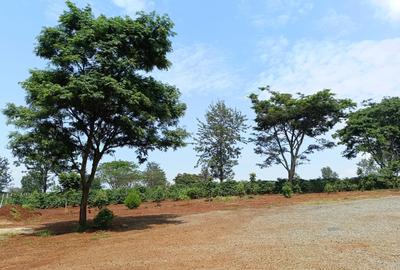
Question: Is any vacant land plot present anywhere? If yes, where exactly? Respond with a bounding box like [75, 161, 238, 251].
[1, 191, 399, 270]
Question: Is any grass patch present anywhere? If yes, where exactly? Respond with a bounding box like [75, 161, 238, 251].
[90, 230, 110, 241]
[35, 229, 54, 237]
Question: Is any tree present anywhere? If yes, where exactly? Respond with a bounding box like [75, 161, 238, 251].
[194, 101, 248, 182]
[173, 173, 203, 185]
[21, 170, 54, 193]
[0, 157, 12, 192]
[4, 2, 187, 227]
[8, 132, 69, 193]
[356, 157, 379, 177]
[143, 162, 167, 188]
[321, 166, 339, 180]
[335, 97, 400, 177]
[97, 160, 141, 189]
[250, 87, 354, 182]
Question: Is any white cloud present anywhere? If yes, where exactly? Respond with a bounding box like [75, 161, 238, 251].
[238, 0, 313, 27]
[255, 38, 400, 101]
[155, 44, 239, 96]
[111, 0, 154, 15]
[319, 9, 358, 37]
[370, 0, 400, 22]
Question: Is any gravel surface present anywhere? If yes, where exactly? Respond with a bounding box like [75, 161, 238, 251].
[1, 194, 399, 269]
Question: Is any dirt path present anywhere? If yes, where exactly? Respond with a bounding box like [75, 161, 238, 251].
[1, 192, 400, 269]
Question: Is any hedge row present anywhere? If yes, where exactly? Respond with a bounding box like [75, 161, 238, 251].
[7, 176, 400, 209]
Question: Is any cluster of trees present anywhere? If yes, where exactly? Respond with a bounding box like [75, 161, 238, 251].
[2, 2, 400, 227]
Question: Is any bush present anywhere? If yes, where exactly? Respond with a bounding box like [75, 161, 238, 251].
[90, 190, 109, 209]
[292, 183, 302, 194]
[236, 182, 246, 197]
[150, 186, 167, 203]
[323, 183, 336, 193]
[124, 190, 142, 209]
[93, 208, 114, 229]
[281, 183, 293, 198]
[185, 187, 203, 199]
[169, 188, 190, 201]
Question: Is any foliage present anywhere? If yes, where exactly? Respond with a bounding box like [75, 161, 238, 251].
[21, 170, 53, 193]
[8, 130, 69, 193]
[143, 162, 167, 188]
[93, 208, 114, 229]
[281, 182, 293, 198]
[236, 182, 246, 197]
[194, 101, 248, 182]
[3, 2, 187, 227]
[59, 172, 81, 191]
[0, 157, 12, 192]
[323, 183, 336, 193]
[321, 166, 339, 180]
[250, 87, 354, 181]
[335, 97, 400, 177]
[249, 172, 257, 182]
[90, 190, 109, 209]
[97, 160, 142, 189]
[356, 158, 379, 177]
[150, 186, 167, 202]
[124, 189, 142, 209]
[173, 173, 203, 186]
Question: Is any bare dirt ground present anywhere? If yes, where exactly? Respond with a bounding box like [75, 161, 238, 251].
[0, 190, 399, 270]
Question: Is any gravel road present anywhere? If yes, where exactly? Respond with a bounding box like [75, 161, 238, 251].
[1, 194, 400, 270]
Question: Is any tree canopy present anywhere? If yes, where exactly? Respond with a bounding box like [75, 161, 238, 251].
[194, 101, 248, 182]
[97, 160, 141, 189]
[250, 87, 354, 181]
[335, 97, 400, 177]
[142, 162, 167, 188]
[3, 1, 187, 227]
[321, 166, 339, 180]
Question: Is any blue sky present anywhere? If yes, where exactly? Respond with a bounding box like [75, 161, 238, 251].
[1, 0, 400, 186]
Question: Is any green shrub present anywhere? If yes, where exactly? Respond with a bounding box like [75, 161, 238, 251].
[93, 208, 114, 229]
[236, 182, 246, 197]
[185, 187, 203, 199]
[281, 183, 293, 198]
[151, 186, 167, 203]
[292, 183, 302, 194]
[90, 190, 109, 209]
[124, 190, 142, 209]
[324, 183, 336, 193]
[169, 188, 190, 201]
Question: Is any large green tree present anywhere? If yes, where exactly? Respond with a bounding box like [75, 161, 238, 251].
[194, 101, 248, 182]
[250, 87, 354, 182]
[97, 160, 141, 189]
[335, 97, 400, 177]
[4, 2, 187, 227]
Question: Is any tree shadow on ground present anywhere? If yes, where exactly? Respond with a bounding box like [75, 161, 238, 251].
[34, 214, 183, 235]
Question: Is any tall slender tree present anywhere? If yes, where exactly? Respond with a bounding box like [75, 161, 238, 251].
[194, 101, 248, 182]
[250, 87, 354, 182]
[4, 2, 187, 227]
[0, 157, 12, 192]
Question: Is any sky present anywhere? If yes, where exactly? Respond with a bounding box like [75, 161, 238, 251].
[1, 0, 400, 187]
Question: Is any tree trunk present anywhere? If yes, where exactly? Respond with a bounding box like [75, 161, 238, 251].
[42, 170, 48, 193]
[79, 183, 89, 228]
[288, 164, 296, 182]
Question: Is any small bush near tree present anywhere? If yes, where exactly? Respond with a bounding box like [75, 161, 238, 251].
[281, 183, 293, 198]
[124, 190, 142, 209]
[93, 208, 114, 229]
